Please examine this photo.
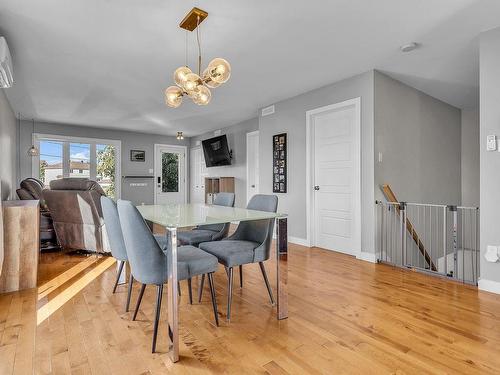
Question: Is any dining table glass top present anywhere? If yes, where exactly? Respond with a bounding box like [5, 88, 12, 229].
[137, 203, 287, 228]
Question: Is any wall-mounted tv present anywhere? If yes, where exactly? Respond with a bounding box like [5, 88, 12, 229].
[202, 135, 232, 167]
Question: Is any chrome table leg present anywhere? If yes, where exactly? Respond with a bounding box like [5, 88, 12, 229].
[276, 218, 288, 320]
[166, 227, 179, 362]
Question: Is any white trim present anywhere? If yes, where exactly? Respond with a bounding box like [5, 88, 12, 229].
[356, 251, 377, 263]
[246, 130, 259, 203]
[478, 278, 500, 294]
[289, 236, 310, 247]
[305, 97, 362, 256]
[154, 143, 188, 204]
[32, 133, 122, 199]
[271, 231, 310, 247]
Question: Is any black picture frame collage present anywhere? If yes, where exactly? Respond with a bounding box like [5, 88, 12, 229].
[272, 133, 287, 193]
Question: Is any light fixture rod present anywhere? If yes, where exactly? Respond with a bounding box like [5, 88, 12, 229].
[196, 15, 201, 76]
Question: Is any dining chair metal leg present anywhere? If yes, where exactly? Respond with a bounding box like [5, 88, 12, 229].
[198, 274, 205, 303]
[151, 284, 164, 353]
[239, 265, 243, 288]
[259, 262, 275, 305]
[125, 271, 134, 312]
[178, 281, 181, 296]
[132, 284, 146, 321]
[207, 272, 219, 326]
[187, 278, 193, 305]
[227, 267, 234, 322]
[112, 260, 125, 293]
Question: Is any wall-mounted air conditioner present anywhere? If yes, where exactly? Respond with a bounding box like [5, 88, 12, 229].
[0, 37, 13, 88]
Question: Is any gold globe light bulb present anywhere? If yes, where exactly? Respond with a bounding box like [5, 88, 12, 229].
[173, 66, 192, 87]
[207, 58, 231, 84]
[183, 72, 202, 94]
[203, 67, 221, 88]
[193, 85, 211, 106]
[165, 86, 183, 108]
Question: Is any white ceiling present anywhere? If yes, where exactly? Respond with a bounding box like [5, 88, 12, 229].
[1, 0, 499, 136]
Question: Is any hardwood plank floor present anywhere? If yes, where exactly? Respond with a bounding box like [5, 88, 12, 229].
[2, 244, 500, 374]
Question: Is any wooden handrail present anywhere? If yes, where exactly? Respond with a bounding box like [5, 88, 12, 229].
[381, 184, 438, 271]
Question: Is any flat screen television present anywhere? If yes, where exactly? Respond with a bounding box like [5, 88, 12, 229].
[202, 135, 232, 167]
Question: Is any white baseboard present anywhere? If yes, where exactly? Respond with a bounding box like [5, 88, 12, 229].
[288, 236, 310, 247]
[478, 278, 500, 294]
[272, 232, 310, 247]
[356, 251, 377, 263]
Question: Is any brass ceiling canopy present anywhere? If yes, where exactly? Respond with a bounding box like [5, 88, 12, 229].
[179, 7, 208, 31]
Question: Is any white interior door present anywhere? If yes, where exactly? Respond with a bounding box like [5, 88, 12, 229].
[155, 145, 186, 204]
[309, 99, 361, 255]
[190, 147, 206, 203]
[247, 131, 260, 203]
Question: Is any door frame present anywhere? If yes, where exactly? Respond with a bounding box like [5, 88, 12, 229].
[246, 130, 259, 203]
[305, 97, 361, 254]
[154, 143, 188, 204]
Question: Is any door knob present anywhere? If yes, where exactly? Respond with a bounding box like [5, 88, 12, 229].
[251, 184, 255, 188]
[314, 185, 320, 190]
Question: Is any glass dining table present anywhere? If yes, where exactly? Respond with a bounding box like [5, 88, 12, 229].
[137, 203, 288, 363]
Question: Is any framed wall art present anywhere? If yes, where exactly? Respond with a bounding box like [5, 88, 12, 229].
[130, 150, 146, 162]
[272, 133, 287, 193]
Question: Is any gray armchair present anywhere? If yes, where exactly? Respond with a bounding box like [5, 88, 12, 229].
[117, 200, 220, 353]
[101, 197, 135, 312]
[178, 192, 235, 246]
[199, 194, 278, 322]
[43, 178, 108, 253]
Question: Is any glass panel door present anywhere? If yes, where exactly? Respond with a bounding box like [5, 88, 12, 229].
[39, 140, 63, 187]
[155, 145, 185, 204]
[162, 152, 179, 193]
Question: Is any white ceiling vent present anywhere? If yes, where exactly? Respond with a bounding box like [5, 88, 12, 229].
[0, 37, 13, 88]
[261, 105, 275, 117]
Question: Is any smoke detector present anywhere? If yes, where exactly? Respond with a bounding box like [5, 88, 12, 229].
[400, 42, 420, 53]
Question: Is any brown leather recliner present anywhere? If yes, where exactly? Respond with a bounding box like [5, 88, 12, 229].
[43, 178, 110, 253]
[16, 178, 58, 246]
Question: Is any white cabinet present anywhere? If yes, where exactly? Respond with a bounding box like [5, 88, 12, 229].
[190, 147, 207, 203]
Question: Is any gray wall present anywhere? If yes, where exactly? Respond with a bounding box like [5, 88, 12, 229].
[479, 27, 500, 285]
[190, 117, 258, 208]
[374, 71, 462, 205]
[461, 108, 480, 207]
[19, 120, 189, 205]
[259, 71, 375, 252]
[0, 89, 17, 200]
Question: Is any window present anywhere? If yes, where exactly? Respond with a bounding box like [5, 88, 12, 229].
[33, 135, 121, 199]
[39, 140, 63, 187]
[69, 142, 90, 179]
[161, 152, 179, 193]
[96, 144, 116, 198]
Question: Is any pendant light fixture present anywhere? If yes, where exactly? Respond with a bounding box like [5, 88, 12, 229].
[176, 131, 184, 140]
[165, 7, 231, 108]
[26, 117, 39, 157]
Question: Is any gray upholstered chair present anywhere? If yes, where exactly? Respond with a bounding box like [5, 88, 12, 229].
[179, 192, 235, 302]
[199, 194, 278, 322]
[117, 200, 220, 353]
[101, 197, 135, 312]
[178, 192, 235, 246]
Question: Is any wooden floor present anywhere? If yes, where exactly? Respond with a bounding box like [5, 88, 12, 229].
[2, 244, 500, 374]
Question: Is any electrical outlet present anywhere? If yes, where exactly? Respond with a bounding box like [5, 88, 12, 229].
[487, 135, 497, 151]
[485, 245, 499, 262]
